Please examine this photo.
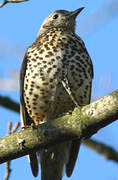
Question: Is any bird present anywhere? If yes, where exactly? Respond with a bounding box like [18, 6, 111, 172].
[20, 7, 93, 180]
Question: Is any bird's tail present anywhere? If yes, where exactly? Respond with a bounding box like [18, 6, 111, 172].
[28, 152, 39, 177]
[40, 142, 70, 180]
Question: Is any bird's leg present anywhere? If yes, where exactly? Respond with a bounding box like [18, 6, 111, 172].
[61, 76, 79, 107]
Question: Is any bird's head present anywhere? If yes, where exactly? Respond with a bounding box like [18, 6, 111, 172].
[38, 8, 84, 35]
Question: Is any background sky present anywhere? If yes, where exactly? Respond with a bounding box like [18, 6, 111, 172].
[0, 0, 118, 179]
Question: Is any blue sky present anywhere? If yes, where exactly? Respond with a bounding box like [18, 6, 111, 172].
[0, 0, 118, 179]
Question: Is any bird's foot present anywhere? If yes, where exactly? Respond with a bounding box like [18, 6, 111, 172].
[63, 110, 73, 115]
[22, 122, 36, 129]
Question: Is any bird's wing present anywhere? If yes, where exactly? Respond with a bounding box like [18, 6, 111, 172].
[62, 36, 94, 177]
[20, 54, 34, 126]
[20, 54, 39, 177]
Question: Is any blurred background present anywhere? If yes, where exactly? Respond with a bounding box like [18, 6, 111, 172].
[0, 0, 118, 179]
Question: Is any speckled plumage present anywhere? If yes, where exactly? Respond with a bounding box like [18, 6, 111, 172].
[20, 8, 93, 180]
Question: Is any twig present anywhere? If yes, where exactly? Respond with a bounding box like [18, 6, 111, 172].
[4, 122, 20, 180]
[0, 0, 28, 8]
[0, 95, 20, 113]
[83, 139, 118, 163]
[12, 122, 20, 133]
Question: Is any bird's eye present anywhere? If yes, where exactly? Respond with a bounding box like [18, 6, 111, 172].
[53, 14, 59, 19]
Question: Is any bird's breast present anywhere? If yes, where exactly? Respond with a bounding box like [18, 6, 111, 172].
[23, 32, 70, 123]
[23, 31, 92, 124]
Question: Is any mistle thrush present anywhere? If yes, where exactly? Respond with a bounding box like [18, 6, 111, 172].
[20, 7, 93, 180]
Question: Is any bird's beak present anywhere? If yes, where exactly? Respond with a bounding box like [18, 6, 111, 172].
[69, 7, 84, 18]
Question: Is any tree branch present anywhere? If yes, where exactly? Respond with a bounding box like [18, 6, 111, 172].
[0, 90, 118, 164]
[4, 122, 20, 180]
[1, 94, 118, 164]
[83, 139, 118, 163]
[0, 95, 20, 113]
[0, 0, 28, 8]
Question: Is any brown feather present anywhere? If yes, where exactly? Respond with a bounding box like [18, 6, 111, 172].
[66, 140, 81, 177]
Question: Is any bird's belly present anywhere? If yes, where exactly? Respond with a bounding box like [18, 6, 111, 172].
[24, 72, 58, 123]
[24, 70, 75, 124]
[23, 47, 66, 123]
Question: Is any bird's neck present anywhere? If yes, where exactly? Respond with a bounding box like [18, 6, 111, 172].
[37, 26, 75, 38]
